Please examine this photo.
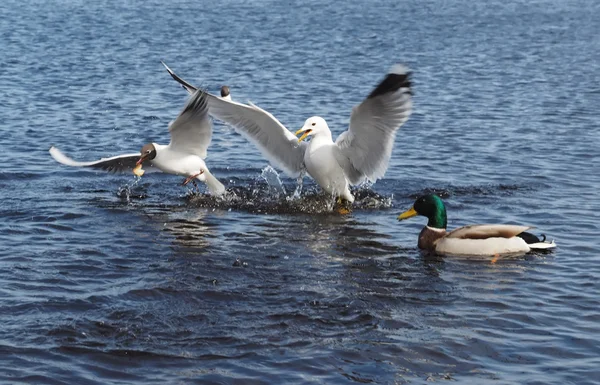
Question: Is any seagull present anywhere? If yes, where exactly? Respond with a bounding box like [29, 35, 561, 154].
[162, 62, 412, 206]
[220, 85, 231, 101]
[49, 90, 226, 195]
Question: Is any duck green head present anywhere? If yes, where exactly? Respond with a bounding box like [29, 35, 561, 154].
[397, 194, 448, 229]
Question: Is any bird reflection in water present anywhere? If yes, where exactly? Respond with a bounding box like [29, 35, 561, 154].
[158, 210, 218, 253]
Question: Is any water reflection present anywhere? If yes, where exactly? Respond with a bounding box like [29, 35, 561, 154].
[160, 211, 216, 251]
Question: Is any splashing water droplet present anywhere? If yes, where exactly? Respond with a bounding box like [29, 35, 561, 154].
[288, 171, 305, 201]
[260, 165, 286, 197]
[184, 173, 392, 214]
[117, 177, 146, 203]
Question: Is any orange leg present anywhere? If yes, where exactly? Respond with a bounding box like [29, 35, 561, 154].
[182, 170, 204, 186]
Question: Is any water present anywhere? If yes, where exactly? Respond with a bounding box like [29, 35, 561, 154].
[1, 0, 599, 383]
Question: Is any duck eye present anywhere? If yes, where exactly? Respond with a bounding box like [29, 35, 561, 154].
[311, 122, 316, 126]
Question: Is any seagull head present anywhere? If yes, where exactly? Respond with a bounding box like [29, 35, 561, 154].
[295, 116, 329, 143]
[137, 143, 157, 165]
[220, 86, 231, 101]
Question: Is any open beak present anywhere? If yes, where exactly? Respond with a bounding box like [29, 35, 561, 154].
[136, 154, 148, 166]
[295, 128, 312, 143]
[397, 206, 418, 221]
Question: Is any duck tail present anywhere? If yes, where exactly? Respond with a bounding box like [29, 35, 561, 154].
[518, 231, 557, 250]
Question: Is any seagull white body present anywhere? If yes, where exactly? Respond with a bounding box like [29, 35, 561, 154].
[302, 121, 353, 201]
[162, 62, 413, 203]
[49, 90, 225, 195]
[148, 143, 222, 193]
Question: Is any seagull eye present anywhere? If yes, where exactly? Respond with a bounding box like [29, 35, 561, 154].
[146, 150, 151, 154]
[311, 122, 316, 126]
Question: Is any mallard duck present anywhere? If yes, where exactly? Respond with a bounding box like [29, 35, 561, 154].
[397, 194, 556, 257]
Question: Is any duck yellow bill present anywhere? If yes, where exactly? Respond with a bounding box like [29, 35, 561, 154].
[295, 128, 312, 143]
[397, 206, 418, 220]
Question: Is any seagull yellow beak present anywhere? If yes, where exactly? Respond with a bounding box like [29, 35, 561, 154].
[397, 206, 418, 221]
[295, 128, 312, 143]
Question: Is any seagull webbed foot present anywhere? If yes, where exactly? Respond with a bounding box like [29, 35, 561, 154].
[336, 197, 352, 215]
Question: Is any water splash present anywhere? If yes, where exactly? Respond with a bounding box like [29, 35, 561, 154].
[289, 172, 305, 201]
[186, 182, 393, 214]
[260, 165, 286, 197]
[116, 177, 147, 203]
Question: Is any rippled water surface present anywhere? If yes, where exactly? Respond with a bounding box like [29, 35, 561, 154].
[1, 0, 600, 383]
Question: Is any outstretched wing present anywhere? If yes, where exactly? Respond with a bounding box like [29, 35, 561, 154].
[206, 94, 307, 177]
[168, 90, 212, 159]
[335, 64, 412, 184]
[162, 61, 198, 94]
[49, 146, 155, 173]
[161, 62, 306, 177]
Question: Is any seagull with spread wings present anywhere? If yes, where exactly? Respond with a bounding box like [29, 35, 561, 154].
[162, 62, 412, 207]
[49, 90, 226, 195]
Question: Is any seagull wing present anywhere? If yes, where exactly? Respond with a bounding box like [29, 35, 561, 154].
[335, 64, 412, 184]
[162, 62, 306, 177]
[49, 146, 158, 173]
[207, 94, 307, 177]
[162, 61, 198, 94]
[168, 90, 212, 159]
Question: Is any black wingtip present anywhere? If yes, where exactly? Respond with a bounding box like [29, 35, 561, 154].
[368, 64, 412, 99]
[161, 61, 198, 93]
[182, 88, 209, 116]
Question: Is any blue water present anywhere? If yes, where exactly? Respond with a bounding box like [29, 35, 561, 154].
[1, 0, 600, 383]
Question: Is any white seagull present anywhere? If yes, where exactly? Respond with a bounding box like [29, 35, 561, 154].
[49, 90, 226, 195]
[162, 62, 412, 206]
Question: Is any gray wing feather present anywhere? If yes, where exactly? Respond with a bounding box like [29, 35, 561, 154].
[168, 90, 212, 159]
[162, 62, 306, 177]
[205, 93, 307, 177]
[333, 146, 364, 185]
[49, 146, 157, 173]
[335, 65, 412, 183]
